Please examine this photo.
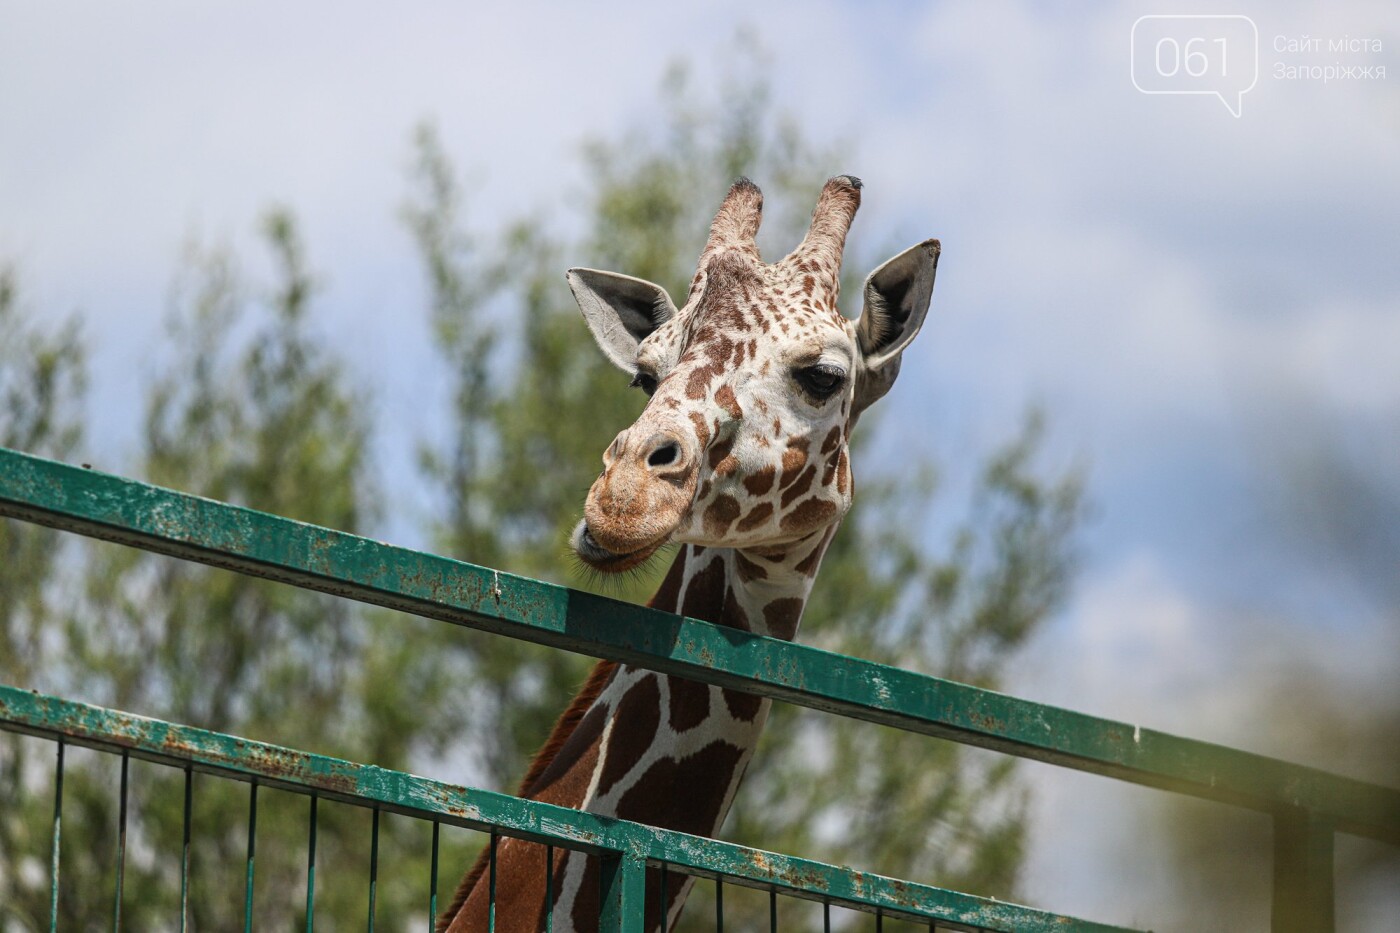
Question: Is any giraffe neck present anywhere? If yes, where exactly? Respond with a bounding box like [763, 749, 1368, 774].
[554, 533, 832, 930]
[442, 531, 835, 933]
[652, 533, 832, 634]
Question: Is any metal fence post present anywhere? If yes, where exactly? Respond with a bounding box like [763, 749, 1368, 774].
[1272, 808, 1334, 933]
[598, 851, 646, 933]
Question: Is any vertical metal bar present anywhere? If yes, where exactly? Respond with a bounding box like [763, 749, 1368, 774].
[545, 845, 554, 933]
[113, 749, 129, 932]
[487, 832, 498, 933]
[1272, 808, 1335, 933]
[659, 862, 668, 932]
[429, 821, 440, 933]
[823, 901, 830, 933]
[769, 887, 777, 932]
[180, 766, 192, 933]
[875, 909, 883, 932]
[49, 739, 64, 933]
[715, 875, 724, 933]
[368, 807, 380, 932]
[306, 795, 318, 933]
[597, 851, 645, 933]
[244, 783, 258, 933]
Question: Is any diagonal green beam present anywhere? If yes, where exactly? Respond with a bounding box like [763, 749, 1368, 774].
[0, 683, 1141, 933]
[0, 445, 1397, 846]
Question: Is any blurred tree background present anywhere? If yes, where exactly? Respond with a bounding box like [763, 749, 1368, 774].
[0, 53, 1084, 931]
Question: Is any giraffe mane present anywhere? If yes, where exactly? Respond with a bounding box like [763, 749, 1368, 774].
[436, 657, 621, 932]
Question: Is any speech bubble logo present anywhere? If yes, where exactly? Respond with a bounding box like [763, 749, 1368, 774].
[1131, 15, 1258, 117]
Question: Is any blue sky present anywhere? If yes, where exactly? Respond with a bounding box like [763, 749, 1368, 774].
[2, 1, 1397, 928]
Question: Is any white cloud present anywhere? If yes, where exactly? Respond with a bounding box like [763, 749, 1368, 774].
[1016, 552, 1231, 733]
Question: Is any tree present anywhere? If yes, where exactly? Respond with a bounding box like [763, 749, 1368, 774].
[413, 47, 1085, 927]
[0, 220, 470, 930]
[0, 44, 1086, 931]
[0, 267, 88, 931]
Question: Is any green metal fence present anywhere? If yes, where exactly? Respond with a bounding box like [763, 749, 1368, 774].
[0, 444, 1395, 932]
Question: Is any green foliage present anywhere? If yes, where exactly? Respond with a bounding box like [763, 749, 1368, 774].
[0, 50, 1084, 931]
[0, 268, 88, 931]
[0, 225, 473, 930]
[410, 55, 1085, 929]
[0, 267, 85, 687]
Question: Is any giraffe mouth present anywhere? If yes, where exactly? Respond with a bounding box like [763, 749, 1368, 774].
[571, 520, 667, 573]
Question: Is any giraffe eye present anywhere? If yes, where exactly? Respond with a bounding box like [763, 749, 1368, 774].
[629, 372, 659, 396]
[795, 363, 846, 400]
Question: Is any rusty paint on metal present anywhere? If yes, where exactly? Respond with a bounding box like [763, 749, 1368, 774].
[0, 447, 1393, 846]
[2, 444, 1399, 931]
[0, 682, 1140, 933]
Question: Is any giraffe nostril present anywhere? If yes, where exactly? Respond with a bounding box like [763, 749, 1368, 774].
[647, 440, 681, 469]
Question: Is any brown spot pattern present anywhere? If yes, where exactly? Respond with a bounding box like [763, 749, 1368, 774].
[795, 543, 824, 577]
[780, 464, 818, 508]
[596, 675, 660, 797]
[648, 555, 688, 612]
[779, 441, 810, 487]
[763, 597, 805, 641]
[531, 700, 607, 794]
[703, 494, 741, 537]
[722, 585, 751, 631]
[680, 554, 726, 625]
[724, 687, 764, 722]
[668, 676, 711, 733]
[707, 436, 735, 469]
[689, 411, 711, 448]
[780, 496, 839, 533]
[736, 502, 774, 533]
[715, 384, 742, 419]
[686, 365, 716, 400]
[614, 741, 746, 836]
[743, 466, 775, 496]
[734, 551, 767, 583]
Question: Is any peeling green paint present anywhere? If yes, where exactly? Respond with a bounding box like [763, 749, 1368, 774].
[1, 447, 1395, 847]
[2, 445, 1398, 931]
[1, 683, 1135, 933]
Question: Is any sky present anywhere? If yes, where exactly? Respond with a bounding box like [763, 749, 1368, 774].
[2, 1, 1397, 929]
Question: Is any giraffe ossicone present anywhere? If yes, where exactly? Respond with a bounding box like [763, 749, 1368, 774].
[441, 176, 939, 933]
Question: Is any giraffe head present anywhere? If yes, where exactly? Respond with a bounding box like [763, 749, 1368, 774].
[569, 176, 939, 572]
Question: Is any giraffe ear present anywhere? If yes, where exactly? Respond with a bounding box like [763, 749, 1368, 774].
[853, 239, 940, 412]
[567, 268, 677, 373]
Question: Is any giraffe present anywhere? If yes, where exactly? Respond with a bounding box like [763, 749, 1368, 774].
[440, 175, 939, 933]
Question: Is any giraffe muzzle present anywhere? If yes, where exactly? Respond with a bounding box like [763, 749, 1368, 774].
[574, 425, 698, 572]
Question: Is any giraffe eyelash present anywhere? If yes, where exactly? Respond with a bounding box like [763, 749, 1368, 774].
[794, 363, 847, 400]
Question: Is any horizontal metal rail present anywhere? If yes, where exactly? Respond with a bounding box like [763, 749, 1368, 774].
[1, 446, 1397, 849]
[0, 683, 1140, 933]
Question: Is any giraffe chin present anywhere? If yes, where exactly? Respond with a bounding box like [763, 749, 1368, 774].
[571, 520, 667, 574]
